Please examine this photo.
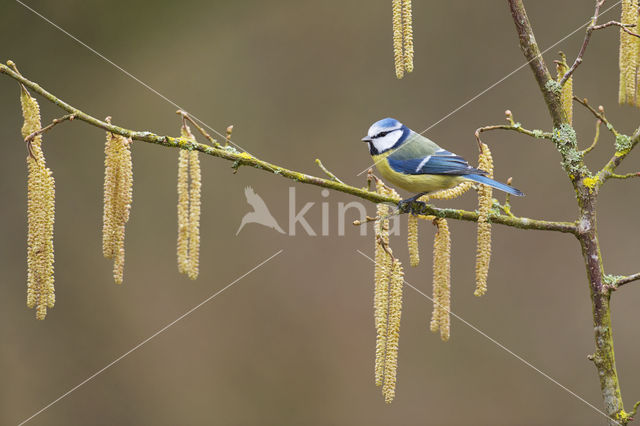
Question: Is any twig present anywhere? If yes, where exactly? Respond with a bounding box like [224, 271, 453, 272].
[615, 273, 640, 288]
[225, 125, 233, 147]
[558, 5, 640, 87]
[176, 110, 220, 147]
[558, 0, 605, 86]
[24, 113, 75, 143]
[475, 123, 552, 142]
[583, 118, 601, 154]
[599, 126, 640, 184]
[573, 96, 618, 136]
[24, 113, 75, 159]
[0, 62, 578, 235]
[591, 20, 640, 36]
[376, 234, 396, 261]
[353, 216, 378, 226]
[609, 172, 640, 179]
[498, 177, 517, 218]
[628, 400, 640, 419]
[315, 158, 345, 184]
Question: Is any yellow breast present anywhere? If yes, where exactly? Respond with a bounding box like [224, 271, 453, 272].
[372, 153, 464, 194]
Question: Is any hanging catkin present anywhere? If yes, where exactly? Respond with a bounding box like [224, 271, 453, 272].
[102, 120, 133, 285]
[176, 124, 201, 280]
[22, 88, 55, 319]
[619, 0, 640, 106]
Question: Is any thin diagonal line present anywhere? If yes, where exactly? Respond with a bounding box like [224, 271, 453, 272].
[356, 249, 618, 425]
[14, 0, 257, 161]
[17, 249, 284, 426]
[355, 0, 621, 177]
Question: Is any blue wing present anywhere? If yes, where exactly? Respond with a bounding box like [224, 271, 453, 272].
[388, 150, 487, 176]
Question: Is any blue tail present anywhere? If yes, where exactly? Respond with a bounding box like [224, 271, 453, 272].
[465, 174, 524, 196]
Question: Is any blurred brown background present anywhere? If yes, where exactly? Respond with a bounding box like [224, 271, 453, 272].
[1, 1, 639, 425]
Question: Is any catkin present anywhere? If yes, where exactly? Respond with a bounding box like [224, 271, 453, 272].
[383, 259, 404, 404]
[556, 53, 573, 124]
[619, 0, 640, 105]
[374, 182, 392, 386]
[402, 0, 414, 73]
[408, 214, 419, 267]
[474, 143, 493, 297]
[187, 150, 201, 280]
[373, 179, 404, 403]
[176, 124, 201, 280]
[102, 124, 133, 285]
[430, 218, 451, 341]
[177, 149, 190, 274]
[102, 129, 117, 259]
[112, 137, 133, 284]
[392, 0, 405, 79]
[392, 0, 414, 79]
[430, 181, 473, 201]
[22, 88, 56, 319]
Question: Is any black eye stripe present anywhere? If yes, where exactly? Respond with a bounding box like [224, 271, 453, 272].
[375, 130, 391, 138]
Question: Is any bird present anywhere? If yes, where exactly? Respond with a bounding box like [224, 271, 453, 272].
[236, 186, 285, 235]
[361, 118, 523, 209]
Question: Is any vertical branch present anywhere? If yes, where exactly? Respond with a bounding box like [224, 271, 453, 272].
[508, 1, 630, 424]
[508, 0, 566, 126]
[578, 208, 625, 424]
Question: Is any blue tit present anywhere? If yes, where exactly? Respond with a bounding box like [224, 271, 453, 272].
[361, 118, 524, 206]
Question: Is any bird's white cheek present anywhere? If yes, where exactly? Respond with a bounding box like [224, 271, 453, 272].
[372, 134, 400, 153]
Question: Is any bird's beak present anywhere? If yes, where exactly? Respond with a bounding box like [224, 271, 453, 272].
[361, 136, 372, 143]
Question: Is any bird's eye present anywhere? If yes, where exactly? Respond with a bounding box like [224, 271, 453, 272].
[376, 130, 391, 138]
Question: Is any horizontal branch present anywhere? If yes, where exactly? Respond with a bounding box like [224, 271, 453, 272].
[591, 20, 640, 37]
[614, 273, 640, 289]
[0, 62, 577, 235]
[475, 122, 552, 142]
[25, 113, 75, 143]
[609, 172, 640, 179]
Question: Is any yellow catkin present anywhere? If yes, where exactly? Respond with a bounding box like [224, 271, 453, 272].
[430, 218, 450, 341]
[374, 182, 391, 387]
[430, 220, 441, 334]
[176, 124, 202, 280]
[619, 0, 640, 105]
[402, 0, 414, 73]
[372, 179, 405, 402]
[556, 53, 573, 124]
[429, 181, 474, 201]
[475, 143, 493, 297]
[187, 150, 201, 280]
[112, 137, 133, 284]
[102, 130, 117, 259]
[102, 129, 133, 284]
[392, 0, 405, 79]
[408, 213, 419, 267]
[177, 149, 190, 275]
[383, 259, 404, 404]
[22, 88, 55, 319]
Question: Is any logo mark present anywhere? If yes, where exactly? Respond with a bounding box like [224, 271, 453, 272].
[236, 186, 285, 235]
[236, 186, 399, 236]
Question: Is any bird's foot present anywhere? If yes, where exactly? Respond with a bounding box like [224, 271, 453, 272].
[398, 194, 428, 215]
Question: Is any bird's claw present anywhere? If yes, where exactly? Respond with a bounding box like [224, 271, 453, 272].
[398, 199, 427, 215]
